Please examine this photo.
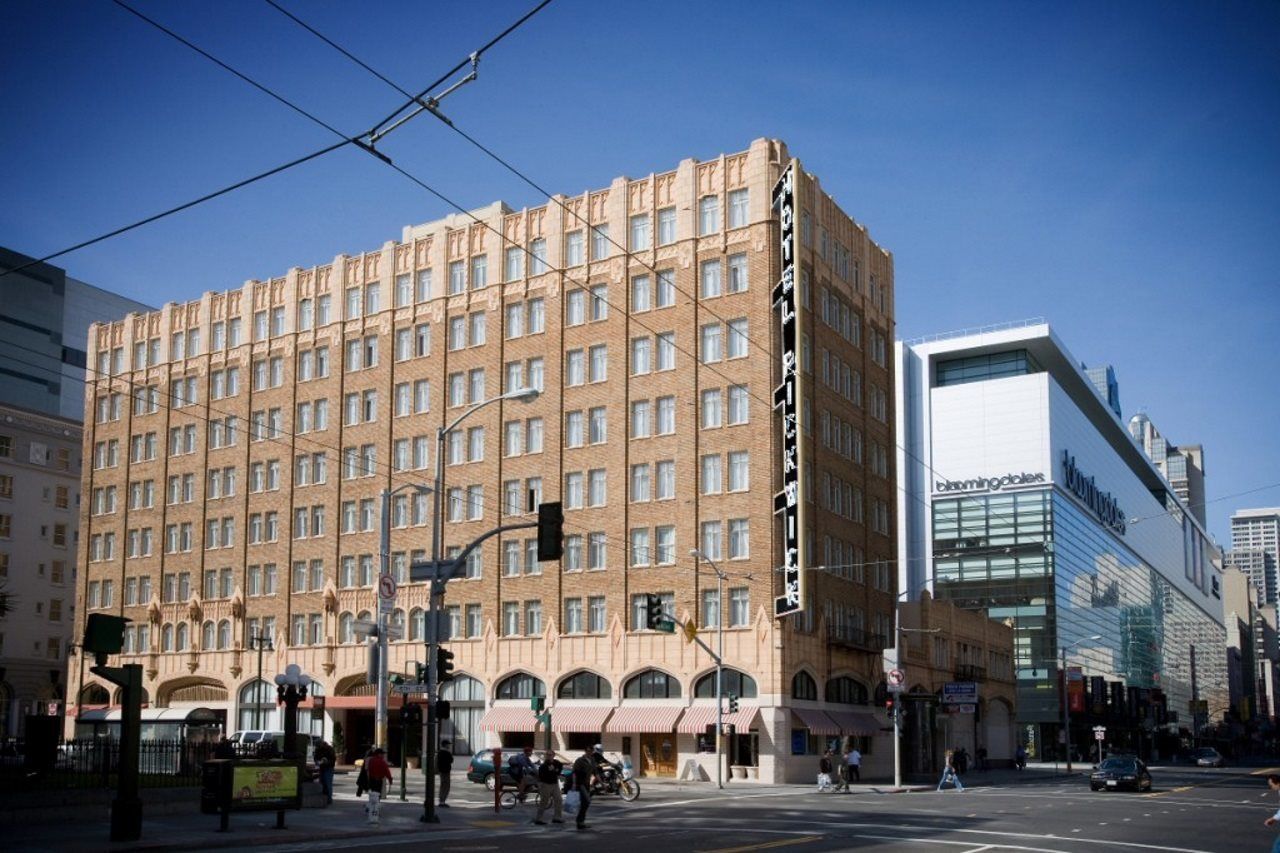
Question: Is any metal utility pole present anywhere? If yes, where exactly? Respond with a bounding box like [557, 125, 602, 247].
[248, 631, 272, 730]
[691, 549, 728, 789]
[422, 387, 539, 824]
[1061, 635, 1102, 773]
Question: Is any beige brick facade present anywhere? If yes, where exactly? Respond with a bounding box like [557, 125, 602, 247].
[70, 138, 897, 782]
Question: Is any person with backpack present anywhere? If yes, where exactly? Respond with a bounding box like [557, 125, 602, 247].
[937, 749, 964, 792]
[509, 746, 538, 802]
[363, 747, 393, 823]
[532, 749, 565, 826]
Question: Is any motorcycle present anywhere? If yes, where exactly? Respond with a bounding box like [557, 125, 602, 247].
[591, 762, 640, 801]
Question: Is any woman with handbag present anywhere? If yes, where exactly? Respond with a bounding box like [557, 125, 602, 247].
[364, 747, 393, 824]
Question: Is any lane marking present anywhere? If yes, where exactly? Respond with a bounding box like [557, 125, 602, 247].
[696, 837, 821, 853]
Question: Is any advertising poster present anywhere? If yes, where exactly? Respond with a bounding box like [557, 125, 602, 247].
[231, 763, 299, 810]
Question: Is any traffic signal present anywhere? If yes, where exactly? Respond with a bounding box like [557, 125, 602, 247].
[727, 693, 739, 714]
[435, 699, 450, 721]
[537, 501, 564, 561]
[401, 703, 422, 725]
[437, 646, 455, 682]
[885, 696, 896, 719]
[644, 593, 664, 630]
[390, 673, 405, 687]
[531, 696, 545, 713]
[415, 662, 428, 683]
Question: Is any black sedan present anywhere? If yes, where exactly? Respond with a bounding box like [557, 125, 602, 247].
[1090, 757, 1153, 792]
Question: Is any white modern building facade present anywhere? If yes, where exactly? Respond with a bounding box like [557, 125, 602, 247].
[895, 321, 1227, 760]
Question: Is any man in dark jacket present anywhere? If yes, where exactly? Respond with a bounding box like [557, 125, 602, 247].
[437, 739, 454, 808]
[572, 747, 597, 830]
[314, 739, 337, 804]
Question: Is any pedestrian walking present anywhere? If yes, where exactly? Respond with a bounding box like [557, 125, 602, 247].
[509, 745, 538, 802]
[1015, 743, 1027, 770]
[817, 750, 834, 792]
[847, 746, 862, 783]
[571, 747, 597, 831]
[364, 747, 393, 823]
[314, 738, 337, 805]
[937, 749, 964, 792]
[437, 739, 454, 808]
[976, 746, 988, 772]
[955, 747, 968, 775]
[1264, 774, 1280, 853]
[533, 749, 565, 826]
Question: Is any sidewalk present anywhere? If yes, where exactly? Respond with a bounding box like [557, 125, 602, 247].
[6, 764, 1079, 852]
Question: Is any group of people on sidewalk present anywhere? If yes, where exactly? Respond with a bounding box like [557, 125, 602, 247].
[353, 738, 456, 824]
[514, 744, 614, 831]
[816, 746, 861, 791]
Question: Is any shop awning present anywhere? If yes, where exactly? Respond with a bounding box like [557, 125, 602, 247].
[549, 705, 614, 733]
[791, 708, 840, 736]
[826, 710, 883, 736]
[676, 704, 759, 733]
[478, 706, 540, 732]
[605, 704, 684, 733]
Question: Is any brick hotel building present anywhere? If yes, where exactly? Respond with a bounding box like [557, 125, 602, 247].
[70, 139, 897, 783]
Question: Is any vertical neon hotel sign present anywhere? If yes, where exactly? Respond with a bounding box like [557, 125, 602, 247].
[773, 160, 807, 618]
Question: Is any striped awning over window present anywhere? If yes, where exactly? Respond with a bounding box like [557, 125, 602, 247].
[478, 706, 539, 732]
[604, 704, 684, 733]
[676, 704, 759, 733]
[791, 708, 840, 736]
[548, 704, 614, 733]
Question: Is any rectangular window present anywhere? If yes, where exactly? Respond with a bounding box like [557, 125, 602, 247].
[727, 253, 748, 293]
[655, 460, 675, 500]
[591, 224, 609, 260]
[565, 290, 585, 326]
[657, 207, 676, 245]
[449, 260, 465, 294]
[565, 231, 584, 267]
[698, 195, 720, 235]
[728, 518, 750, 559]
[656, 270, 675, 307]
[589, 344, 607, 382]
[727, 318, 748, 358]
[727, 385, 750, 425]
[588, 596, 606, 633]
[700, 259, 722, 298]
[656, 396, 676, 434]
[701, 454, 722, 494]
[505, 246, 524, 281]
[700, 323, 722, 363]
[702, 388, 723, 428]
[655, 525, 675, 565]
[728, 188, 749, 228]
[630, 214, 651, 251]
[728, 450, 750, 491]
[470, 255, 487, 289]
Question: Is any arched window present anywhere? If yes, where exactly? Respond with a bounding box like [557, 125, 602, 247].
[409, 608, 425, 641]
[792, 671, 818, 701]
[217, 620, 231, 650]
[357, 609, 371, 624]
[237, 680, 275, 731]
[825, 676, 868, 705]
[80, 683, 110, 705]
[495, 672, 545, 700]
[557, 671, 612, 699]
[175, 622, 189, 651]
[339, 613, 354, 644]
[202, 621, 216, 650]
[161, 624, 174, 652]
[694, 668, 757, 699]
[391, 609, 405, 640]
[623, 668, 681, 699]
[440, 675, 485, 755]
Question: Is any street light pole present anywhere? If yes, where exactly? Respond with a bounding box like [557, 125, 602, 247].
[376, 483, 431, 752]
[248, 631, 273, 730]
[423, 387, 539, 824]
[1061, 635, 1103, 774]
[691, 549, 727, 790]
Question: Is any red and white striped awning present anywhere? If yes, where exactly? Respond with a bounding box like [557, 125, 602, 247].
[604, 704, 684, 733]
[676, 704, 759, 734]
[826, 710, 882, 736]
[549, 705, 614, 733]
[478, 706, 539, 732]
[791, 708, 840, 736]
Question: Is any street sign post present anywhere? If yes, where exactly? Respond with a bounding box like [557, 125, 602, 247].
[393, 682, 430, 694]
[887, 669, 906, 692]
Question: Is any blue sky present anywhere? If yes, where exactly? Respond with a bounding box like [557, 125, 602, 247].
[2, 0, 1277, 543]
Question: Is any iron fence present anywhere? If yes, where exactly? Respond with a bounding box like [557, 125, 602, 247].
[0, 736, 221, 792]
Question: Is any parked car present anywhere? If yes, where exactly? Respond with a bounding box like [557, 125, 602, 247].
[1191, 747, 1225, 767]
[1090, 756, 1153, 792]
[466, 749, 571, 791]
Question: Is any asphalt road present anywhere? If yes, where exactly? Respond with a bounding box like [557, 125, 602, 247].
[243, 765, 1280, 853]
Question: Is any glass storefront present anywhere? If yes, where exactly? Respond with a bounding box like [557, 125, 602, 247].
[933, 489, 1227, 758]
